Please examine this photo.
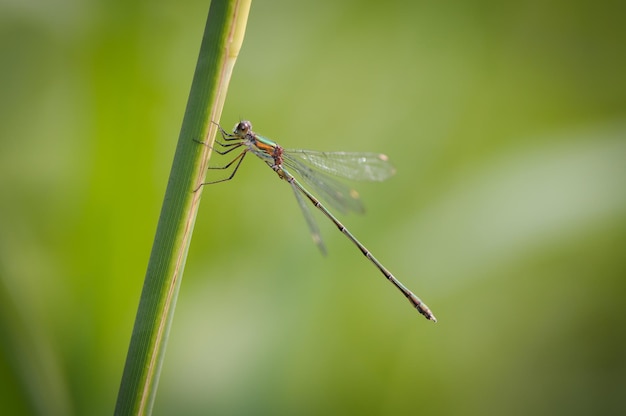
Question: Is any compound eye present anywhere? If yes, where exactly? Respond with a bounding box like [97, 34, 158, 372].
[235, 120, 251, 134]
[233, 121, 252, 136]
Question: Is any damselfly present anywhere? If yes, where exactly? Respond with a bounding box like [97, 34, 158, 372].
[197, 121, 436, 322]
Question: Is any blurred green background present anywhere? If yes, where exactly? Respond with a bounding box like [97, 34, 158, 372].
[1, 0, 625, 414]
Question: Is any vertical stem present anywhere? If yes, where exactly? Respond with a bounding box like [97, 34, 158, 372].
[114, 1, 251, 414]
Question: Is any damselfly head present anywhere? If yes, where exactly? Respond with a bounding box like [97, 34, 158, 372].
[234, 120, 252, 135]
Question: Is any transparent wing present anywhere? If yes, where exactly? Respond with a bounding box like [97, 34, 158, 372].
[290, 180, 327, 255]
[283, 156, 365, 215]
[284, 150, 396, 182]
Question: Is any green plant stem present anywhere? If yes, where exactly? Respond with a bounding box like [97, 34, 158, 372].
[114, 1, 251, 414]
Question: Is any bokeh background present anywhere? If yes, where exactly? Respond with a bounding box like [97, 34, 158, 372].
[1, 0, 625, 414]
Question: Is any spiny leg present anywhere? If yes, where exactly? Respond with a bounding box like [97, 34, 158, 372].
[194, 150, 248, 191]
[211, 142, 244, 156]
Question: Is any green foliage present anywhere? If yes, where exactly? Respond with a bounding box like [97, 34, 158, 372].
[0, 1, 624, 415]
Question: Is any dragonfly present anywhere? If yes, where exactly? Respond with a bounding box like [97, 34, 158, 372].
[196, 120, 436, 322]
